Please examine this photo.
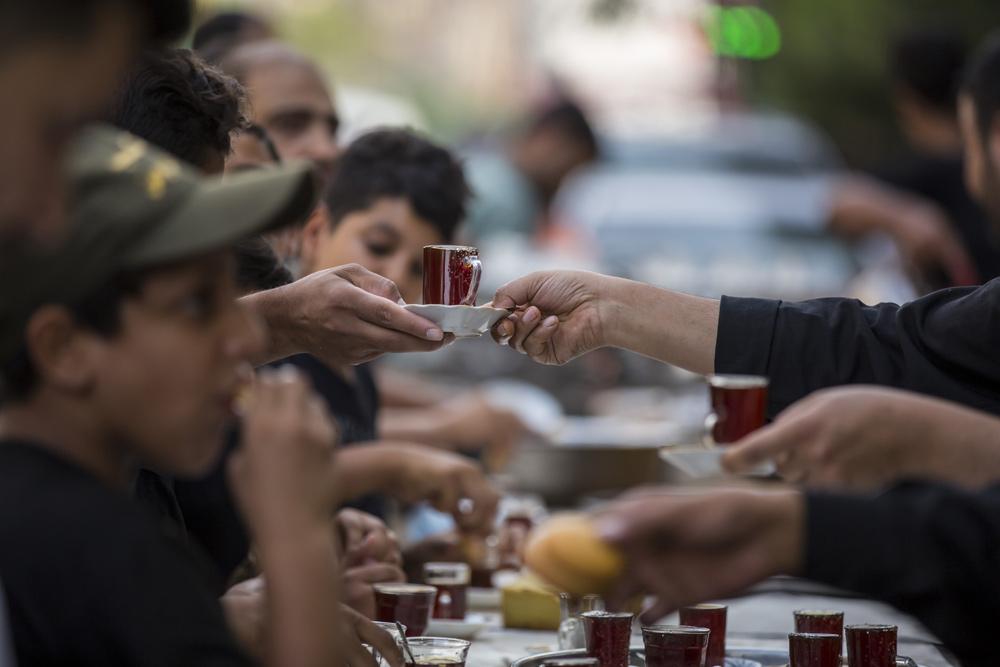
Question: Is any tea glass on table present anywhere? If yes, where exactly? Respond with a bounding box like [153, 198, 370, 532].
[794, 610, 843, 659]
[422, 245, 482, 306]
[642, 624, 710, 667]
[581, 611, 634, 667]
[402, 637, 471, 667]
[704, 375, 768, 445]
[678, 604, 727, 667]
[373, 583, 437, 637]
[845, 624, 897, 667]
[365, 621, 406, 667]
[423, 562, 471, 620]
[558, 594, 604, 650]
[788, 632, 841, 667]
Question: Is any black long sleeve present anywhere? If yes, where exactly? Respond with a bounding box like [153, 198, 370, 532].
[714, 278, 1000, 417]
[804, 482, 1000, 667]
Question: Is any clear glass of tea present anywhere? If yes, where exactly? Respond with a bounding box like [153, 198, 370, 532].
[642, 624, 710, 667]
[582, 611, 634, 667]
[846, 624, 897, 667]
[422, 245, 482, 306]
[373, 583, 437, 637]
[678, 604, 727, 667]
[704, 375, 769, 445]
[423, 562, 471, 620]
[788, 632, 841, 667]
[402, 637, 471, 667]
[365, 621, 406, 667]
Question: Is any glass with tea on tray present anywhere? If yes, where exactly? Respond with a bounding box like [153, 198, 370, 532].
[424, 562, 471, 620]
[373, 583, 437, 637]
[704, 375, 768, 445]
[789, 632, 841, 667]
[679, 604, 727, 667]
[846, 624, 897, 667]
[582, 611, 634, 667]
[402, 637, 471, 667]
[642, 624, 710, 667]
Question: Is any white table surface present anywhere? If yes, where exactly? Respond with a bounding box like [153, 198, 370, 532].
[463, 587, 957, 667]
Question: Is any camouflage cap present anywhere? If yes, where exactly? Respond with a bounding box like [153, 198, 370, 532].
[0, 125, 318, 362]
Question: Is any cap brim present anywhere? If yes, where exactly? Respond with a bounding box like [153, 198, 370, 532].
[122, 161, 318, 268]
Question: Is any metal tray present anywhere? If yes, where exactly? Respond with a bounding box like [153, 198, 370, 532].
[510, 647, 920, 667]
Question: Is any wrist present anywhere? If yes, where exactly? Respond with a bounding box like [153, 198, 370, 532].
[240, 285, 302, 363]
[600, 276, 642, 350]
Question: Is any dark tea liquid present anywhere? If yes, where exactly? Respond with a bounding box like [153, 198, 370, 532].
[422, 245, 480, 305]
[431, 583, 468, 620]
[794, 611, 844, 642]
[582, 612, 634, 667]
[374, 585, 435, 637]
[642, 626, 709, 667]
[789, 633, 841, 667]
[679, 605, 726, 667]
[708, 378, 768, 444]
[846, 625, 897, 667]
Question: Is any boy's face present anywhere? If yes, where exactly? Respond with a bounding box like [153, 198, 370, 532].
[86, 251, 265, 476]
[0, 6, 137, 252]
[303, 198, 444, 304]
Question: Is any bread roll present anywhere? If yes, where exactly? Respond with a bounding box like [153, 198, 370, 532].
[524, 513, 624, 595]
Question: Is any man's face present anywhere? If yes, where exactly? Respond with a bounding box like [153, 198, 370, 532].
[958, 93, 1000, 217]
[243, 59, 340, 185]
[0, 6, 137, 252]
[86, 252, 265, 476]
[303, 198, 444, 304]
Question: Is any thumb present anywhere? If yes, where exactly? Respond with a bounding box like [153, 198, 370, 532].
[721, 417, 812, 473]
[493, 273, 544, 310]
[337, 264, 404, 302]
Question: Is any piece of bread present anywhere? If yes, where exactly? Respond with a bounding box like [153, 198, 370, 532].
[500, 573, 562, 630]
[524, 513, 624, 596]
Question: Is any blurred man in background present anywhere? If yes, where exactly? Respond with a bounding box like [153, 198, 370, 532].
[462, 99, 600, 243]
[0, 0, 190, 252]
[192, 10, 276, 65]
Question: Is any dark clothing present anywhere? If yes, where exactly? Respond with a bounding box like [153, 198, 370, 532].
[275, 355, 387, 519]
[805, 482, 1000, 667]
[874, 152, 1000, 283]
[0, 441, 251, 667]
[714, 278, 1000, 418]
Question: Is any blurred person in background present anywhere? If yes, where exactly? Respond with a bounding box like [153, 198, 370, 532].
[192, 10, 275, 66]
[462, 99, 600, 245]
[0, 0, 190, 253]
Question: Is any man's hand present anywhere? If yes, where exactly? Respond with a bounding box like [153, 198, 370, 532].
[342, 604, 404, 667]
[221, 577, 267, 658]
[885, 203, 979, 287]
[244, 263, 450, 367]
[594, 486, 804, 623]
[229, 367, 340, 541]
[491, 271, 614, 365]
[722, 386, 1000, 490]
[336, 508, 403, 568]
[433, 393, 527, 471]
[342, 562, 406, 618]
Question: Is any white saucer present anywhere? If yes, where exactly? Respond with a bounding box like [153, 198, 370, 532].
[404, 303, 510, 337]
[425, 613, 493, 640]
[660, 445, 776, 479]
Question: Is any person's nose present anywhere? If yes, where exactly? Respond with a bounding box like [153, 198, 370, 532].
[302, 122, 339, 174]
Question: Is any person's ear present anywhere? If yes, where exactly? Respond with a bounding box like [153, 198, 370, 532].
[299, 203, 331, 274]
[23, 306, 99, 395]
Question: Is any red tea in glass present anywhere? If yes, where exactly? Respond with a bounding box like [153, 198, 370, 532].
[846, 625, 897, 667]
[423, 562, 470, 620]
[705, 375, 768, 444]
[582, 611, 634, 667]
[794, 610, 844, 638]
[402, 637, 470, 667]
[422, 245, 482, 306]
[789, 633, 841, 667]
[642, 625, 710, 667]
[373, 583, 436, 637]
[679, 604, 726, 667]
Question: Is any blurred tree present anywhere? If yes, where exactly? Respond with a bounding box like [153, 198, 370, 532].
[746, 0, 1000, 166]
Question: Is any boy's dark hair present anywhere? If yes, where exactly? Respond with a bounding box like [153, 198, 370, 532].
[109, 48, 248, 168]
[890, 28, 967, 114]
[524, 100, 600, 159]
[234, 237, 293, 292]
[1, 273, 144, 404]
[0, 0, 191, 55]
[963, 31, 1000, 146]
[324, 128, 470, 243]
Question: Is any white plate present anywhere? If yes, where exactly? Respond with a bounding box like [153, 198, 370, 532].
[467, 587, 502, 610]
[660, 446, 775, 479]
[425, 613, 493, 640]
[403, 303, 510, 337]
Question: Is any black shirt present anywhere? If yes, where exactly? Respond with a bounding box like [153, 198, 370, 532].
[805, 482, 1000, 667]
[715, 278, 1000, 418]
[874, 152, 1000, 284]
[0, 441, 251, 666]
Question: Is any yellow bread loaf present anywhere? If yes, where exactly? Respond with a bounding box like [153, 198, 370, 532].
[524, 513, 624, 596]
[500, 573, 562, 630]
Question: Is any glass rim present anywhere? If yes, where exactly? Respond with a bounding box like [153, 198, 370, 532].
[424, 244, 478, 252]
[845, 624, 897, 632]
[404, 636, 472, 649]
[580, 610, 635, 619]
[794, 609, 844, 617]
[706, 374, 769, 389]
[789, 632, 842, 639]
[642, 624, 711, 635]
[372, 583, 437, 595]
[681, 603, 728, 612]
